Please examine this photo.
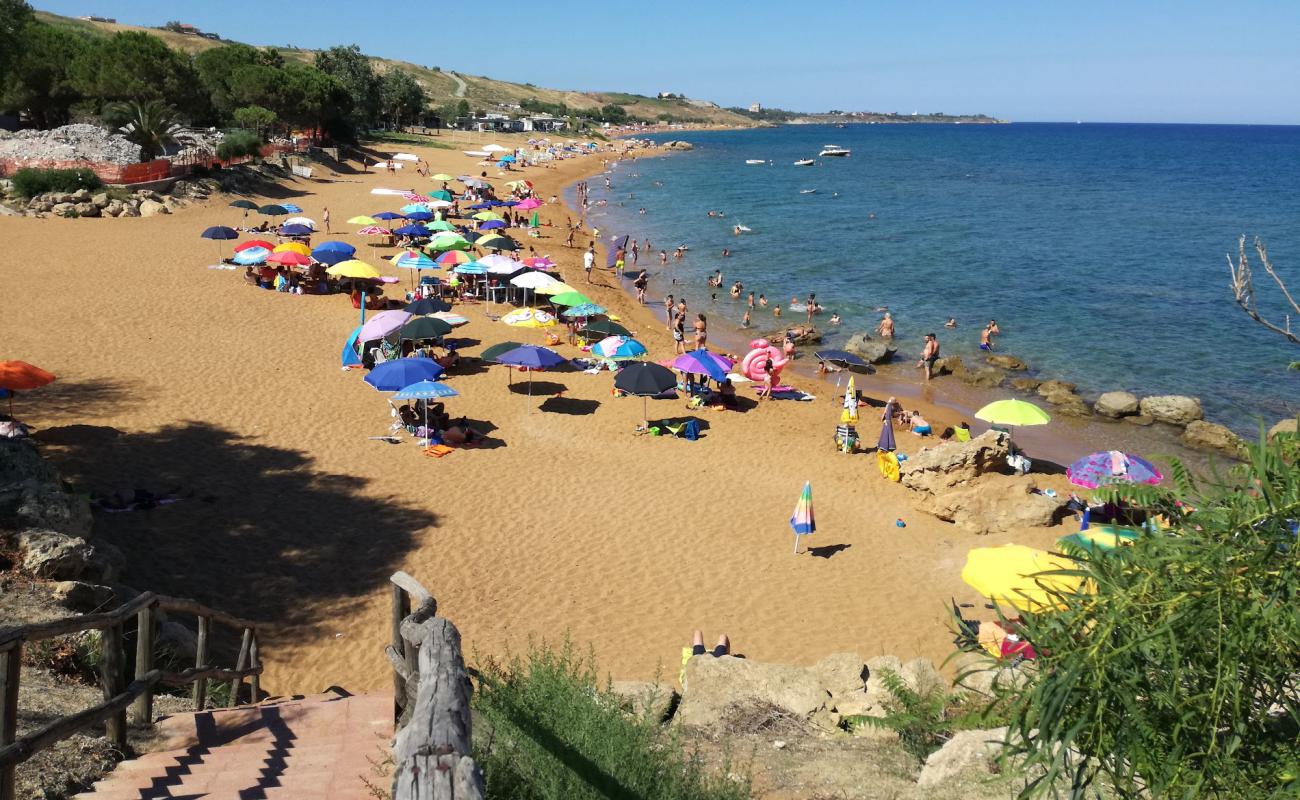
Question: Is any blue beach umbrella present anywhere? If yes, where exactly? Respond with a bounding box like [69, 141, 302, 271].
[394, 380, 459, 400]
[394, 224, 431, 237]
[467, 203, 491, 210]
[405, 211, 435, 222]
[373, 211, 405, 221]
[313, 250, 350, 266]
[589, 336, 646, 361]
[201, 225, 239, 240]
[280, 203, 303, 213]
[280, 223, 313, 236]
[233, 246, 270, 265]
[673, 350, 733, 383]
[393, 251, 437, 270]
[478, 219, 506, 230]
[561, 303, 607, 319]
[315, 240, 356, 255]
[454, 263, 487, 275]
[404, 297, 452, 315]
[496, 344, 566, 398]
[364, 358, 445, 391]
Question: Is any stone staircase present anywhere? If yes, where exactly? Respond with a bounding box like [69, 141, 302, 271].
[73, 690, 393, 800]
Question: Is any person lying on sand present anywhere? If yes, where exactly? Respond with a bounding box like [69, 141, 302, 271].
[690, 630, 730, 657]
[441, 424, 482, 446]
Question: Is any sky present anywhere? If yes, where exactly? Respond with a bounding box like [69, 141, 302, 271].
[31, 1, 1300, 124]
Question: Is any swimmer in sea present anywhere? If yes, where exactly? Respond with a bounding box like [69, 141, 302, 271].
[742, 309, 751, 328]
[759, 294, 768, 308]
[945, 318, 957, 328]
[730, 281, 743, 299]
[722, 249, 730, 257]
[734, 225, 742, 236]
[774, 306, 782, 319]
[830, 313, 841, 325]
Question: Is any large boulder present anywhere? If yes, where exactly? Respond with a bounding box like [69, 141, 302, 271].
[73, 202, 100, 218]
[916, 474, 1066, 534]
[1036, 379, 1076, 398]
[91, 192, 109, 207]
[1182, 420, 1245, 457]
[985, 354, 1027, 371]
[843, 333, 895, 364]
[677, 655, 837, 731]
[960, 368, 1004, 388]
[1044, 391, 1092, 417]
[103, 199, 125, 217]
[0, 439, 92, 537]
[13, 530, 91, 579]
[610, 681, 676, 723]
[138, 198, 170, 217]
[1268, 417, 1297, 441]
[69, 188, 91, 202]
[932, 355, 964, 376]
[50, 580, 116, 612]
[1008, 377, 1042, 393]
[900, 431, 1010, 494]
[1094, 391, 1140, 418]
[917, 727, 1008, 788]
[810, 652, 870, 716]
[1139, 395, 1203, 426]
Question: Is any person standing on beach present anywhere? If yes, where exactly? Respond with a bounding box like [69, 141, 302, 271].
[980, 324, 995, 351]
[664, 294, 675, 332]
[634, 269, 648, 304]
[673, 309, 687, 354]
[631, 240, 639, 264]
[878, 312, 895, 339]
[747, 292, 755, 310]
[694, 313, 708, 350]
[322, 207, 330, 234]
[583, 243, 595, 282]
[615, 245, 626, 277]
[918, 333, 940, 380]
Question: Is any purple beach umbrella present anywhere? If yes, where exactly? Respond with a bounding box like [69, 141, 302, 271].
[1067, 451, 1163, 489]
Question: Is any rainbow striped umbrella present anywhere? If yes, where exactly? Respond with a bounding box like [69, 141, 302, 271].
[790, 481, 815, 553]
[436, 250, 471, 265]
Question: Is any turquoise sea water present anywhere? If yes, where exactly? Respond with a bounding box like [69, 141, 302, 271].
[570, 123, 1300, 432]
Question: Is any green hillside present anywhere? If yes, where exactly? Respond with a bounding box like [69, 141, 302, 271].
[33, 10, 758, 127]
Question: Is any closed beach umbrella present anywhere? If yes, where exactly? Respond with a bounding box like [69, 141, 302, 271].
[673, 350, 733, 382]
[590, 336, 646, 361]
[975, 399, 1051, 427]
[257, 204, 289, 216]
[267, 250, 310, 267]
[234, 239, 274, 252]
[327, 259, 382, 280]
[580, 320, 632, 339]
[233, 247, 270, 265]
[961, 545, 1086, 612]
[1067, 451, 1163, 489]
[364, 358, 445, 391]
[273, 241, 311, 256]
[614, 362, 678, 420]
[496, 345, 566, 397]
[404, 297, 452, 315]
[358, 310, 412, 342]
[878, 398, 897, 452]
[789, 481, 816, 554]
[400, 316, 453, 341]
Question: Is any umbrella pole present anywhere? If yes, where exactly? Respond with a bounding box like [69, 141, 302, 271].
[793, 532, 800, 555]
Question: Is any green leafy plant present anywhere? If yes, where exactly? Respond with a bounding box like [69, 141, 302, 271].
[216, 129, 262, 160]
[103, 99, 183, 160]
[473, 641, 747, 800]
[10, 167, 103, 197]
[843, 669, 988, 761]
[983, 428, 1300, 799]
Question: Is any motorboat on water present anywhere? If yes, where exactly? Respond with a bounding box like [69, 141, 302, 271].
[819, 145, 851, 157]
[794, 159, 815, 166]
[745, 159, 766, 165]
[799, 189, 817, 195]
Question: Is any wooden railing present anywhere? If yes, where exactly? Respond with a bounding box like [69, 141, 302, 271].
[387, 572, 484, 800]
[0, 593, 262, 800]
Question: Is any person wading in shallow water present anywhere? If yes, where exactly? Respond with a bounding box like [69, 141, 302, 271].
[918, 332, 941, 380]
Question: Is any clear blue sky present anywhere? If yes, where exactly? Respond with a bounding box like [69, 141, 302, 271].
[32, 0, 1300, 124]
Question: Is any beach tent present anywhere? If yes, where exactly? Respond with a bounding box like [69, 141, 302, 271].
[341, 326, 364, 369]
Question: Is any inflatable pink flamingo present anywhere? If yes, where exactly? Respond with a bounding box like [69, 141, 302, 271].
[740, 339, 788, 382]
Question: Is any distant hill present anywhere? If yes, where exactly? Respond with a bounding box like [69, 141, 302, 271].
[34, 11, 761, 128]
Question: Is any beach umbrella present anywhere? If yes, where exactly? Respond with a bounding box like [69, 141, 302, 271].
[1067, 451, 1163, 489]
[430, 311, 468, 327]
[516, 197, 542, 210]
[505, 179, 533, 190]
[429, 190, 454, 202]
[404, 297, 452, 315]
[614, 362, 677, 420]
[428, 220, 456, 232]
[200, 225, 239, 263]
[373, 211, 405, 221]
[314, 240, 356, 255]
[394, 379, 459, 444]
[405, 211, 435, 222]
[961, 545, 1086, 612]
[327, 259, 382, 280]
[478, 235, 518, 251]
[877, 396, 898, 452]
[561, 303, 607, 319]
[472, 211, 503, 221]
[501, 308, 555, 328]
[454, 262, 488, 276]
[431, 173, 455, 182]
[498, 155, 516, 163]
[313, 250, 350, 266]
[537, 282, 577, 297]
[426, 199, 454, 210]
[358, 225, 391, 236]
[672, 350, 733, 382]
[233, 247, 270, 265]
[467, 203, 491, 211]
[284, 216, 317, 229]
[234, 239, 274, 252]
[483, 144, 509, 153]
[789, 481, 816, 554]
[496, 344, 566, 397]
[436, 250, 472, 265]
[267, 250, 310, 267]
[522, 256, 556, 269]
[279, 223, 313, 237]
[580, 320, 632, 338]
[400, 191, 425, 201]
[393, 250, 438, 270]
[481, 340, 524, 387]
[0, 360, 55, 415]
[590, 336, 646, 361]
[394, 224, 431, 237]
[400, 316, 454, 341]
[510, 271, 557, 290]
[257, 204, 289, 216]
[230, 199, 258, 211]
[348, 215, 378, 225]
[1058, 527, 1141, 554]
[478, 219, 506, 231]
[429, 233, 471, 252]
[358, 310, 412, 342]
[273, 241, 311, 256]
[364, 358, 445, 391]
[549, 290, 592, 307]
[401, 203, 430, 214]
[280, 204, 303, 213]
[975, 399, 1051, 427]
[814, 349, 869, 369]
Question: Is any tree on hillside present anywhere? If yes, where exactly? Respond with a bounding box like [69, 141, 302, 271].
[0, 21, 90, 128]
[456, 98, 470, 118]
[599, 103, 628, 123]
[279, 62, 352, 138]
[378, 68, 426, 128]
[104, 100, 183, 160]
[313, 44, 378, 135]
[194, 44, 265, 120]
[232, 105, 276, 138]
[1229, 236, 1300, 368]
[0, 0, 35, 87]
[71, 31, 208, 120]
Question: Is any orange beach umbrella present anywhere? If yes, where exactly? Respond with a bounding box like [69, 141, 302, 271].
[0, 361, 56, 391]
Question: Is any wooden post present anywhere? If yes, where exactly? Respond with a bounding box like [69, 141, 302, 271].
[132, 606, 155, 726]
[192, 616, 210, 710]
[229, 628, 253, 709]
[100, 624, 127, 750]
[1, 641, 22, 800]
[248, 632, 260, 703]
[391, 583, 410, 720]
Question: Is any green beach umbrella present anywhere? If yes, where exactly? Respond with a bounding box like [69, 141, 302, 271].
[428, 220, 456, 232]
[549, 290, 592, 307]
[429, 190, 454, 201]
[974, 399, 1051, 427]
[580, 320, 633, 338]
[427, 233, 471, 252]
[230, 199, 258, 210]
[400, 316, 454, 340]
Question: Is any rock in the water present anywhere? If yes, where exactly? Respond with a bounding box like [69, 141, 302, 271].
[1094, 391, 1140, 418]
[50, 580, 116, 612]
[1181, 420, 1245, 457]
[661, 140, 694, 151]
[900, 431, 1010, 494]
[1036, 379, 1077, 397]
[1008, 377, 1042, 393]
[1044, 392, 1092, 417]
[14, 530, 91, 579]
[1139, 395, 1203, 426]
[610, 681, 676, 723]
[960, 368, 1004, 388]
[677, 655, 837, 731]
[985, 354, 1027, 371]
[843, 333, 895, 364]
[138, 199, 169, 217]
[916, 474, 1065, 534]
[932, 355, 963, 376]
[1268, 417, 1297, 441]
[917, 727, 1008, 788]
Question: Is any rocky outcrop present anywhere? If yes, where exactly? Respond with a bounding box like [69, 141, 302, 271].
[610, 681, 676, 723]
[677, 655, 839, 731]
[1124, 414, 1155, 426]
[1, 439, 92, 538]
[900, 431, 1010, 494]
[917, 727, 1009, 788]
[138, 198, 170, 217]
[932, 355, 963, 376]
[985, 355, 1027, 371]
[1139, 395, 1203, 426]
[12, 530, 123, 583]
[1268, 417, 1298, 441]
[842, 333, 895, 364]
[1036, 380, 1091, 417]
[960, 368, 1004, 388]
[1181, 420, 1245, 457]
[1094, 391, 1139, 419]
[1009, 377, 1042, 393]
[1035, 379, 1076, 398]
[661, 140, 694, 151]
[916, 474, 1066, 534]
[50, 580, 116, 612]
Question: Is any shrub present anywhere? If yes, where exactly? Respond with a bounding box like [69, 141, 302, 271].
[11, 167, 103, 198]
[473, 642, 747, 800]
[843, 668, 992, 761]
[216, 130, 262, 161]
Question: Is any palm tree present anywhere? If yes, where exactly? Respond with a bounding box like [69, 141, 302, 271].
[104, 100, 183, 162]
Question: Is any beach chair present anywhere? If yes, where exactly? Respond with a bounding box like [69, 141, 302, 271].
[835, 424, 858, 453]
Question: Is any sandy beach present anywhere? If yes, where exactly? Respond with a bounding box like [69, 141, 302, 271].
[3, 132, 1073, 694]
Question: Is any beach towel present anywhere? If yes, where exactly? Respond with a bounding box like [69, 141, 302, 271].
[424, 444, 455, 458]
[877, 451, 901, 482]
[954, 427, 971, 442]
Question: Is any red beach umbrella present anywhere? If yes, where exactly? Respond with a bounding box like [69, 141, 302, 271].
[235, 239, 275, 252]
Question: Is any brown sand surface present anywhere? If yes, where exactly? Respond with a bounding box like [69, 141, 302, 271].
[3, 132, 1070, 694]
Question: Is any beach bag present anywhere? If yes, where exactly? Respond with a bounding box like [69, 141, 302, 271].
[683, 419, 700, 441]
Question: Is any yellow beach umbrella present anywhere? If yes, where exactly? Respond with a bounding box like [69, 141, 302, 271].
[501, 308, 556, 328]
[472, 211, 503, 221]
[961, 545, 1086, 612]
[431, 173, 454, 181]
[535, 282, 575, 296]
[974, 399, 1051, 427]
[348, 215, 377, 225]
[273, 241, 311, 256]
[326, 259, 381, 279]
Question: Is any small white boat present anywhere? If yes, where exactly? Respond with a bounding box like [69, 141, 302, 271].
[745, 159, 766, 165]
[799, 189, 817, 195]
[819, 145, 851, 157]
[794, 159, 815, 166]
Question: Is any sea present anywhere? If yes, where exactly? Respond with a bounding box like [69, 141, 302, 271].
[567, 123, 1300, 435]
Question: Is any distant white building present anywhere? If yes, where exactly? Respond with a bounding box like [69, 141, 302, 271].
[749, 102, 762, 113]
[523, 116, 567, 132]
